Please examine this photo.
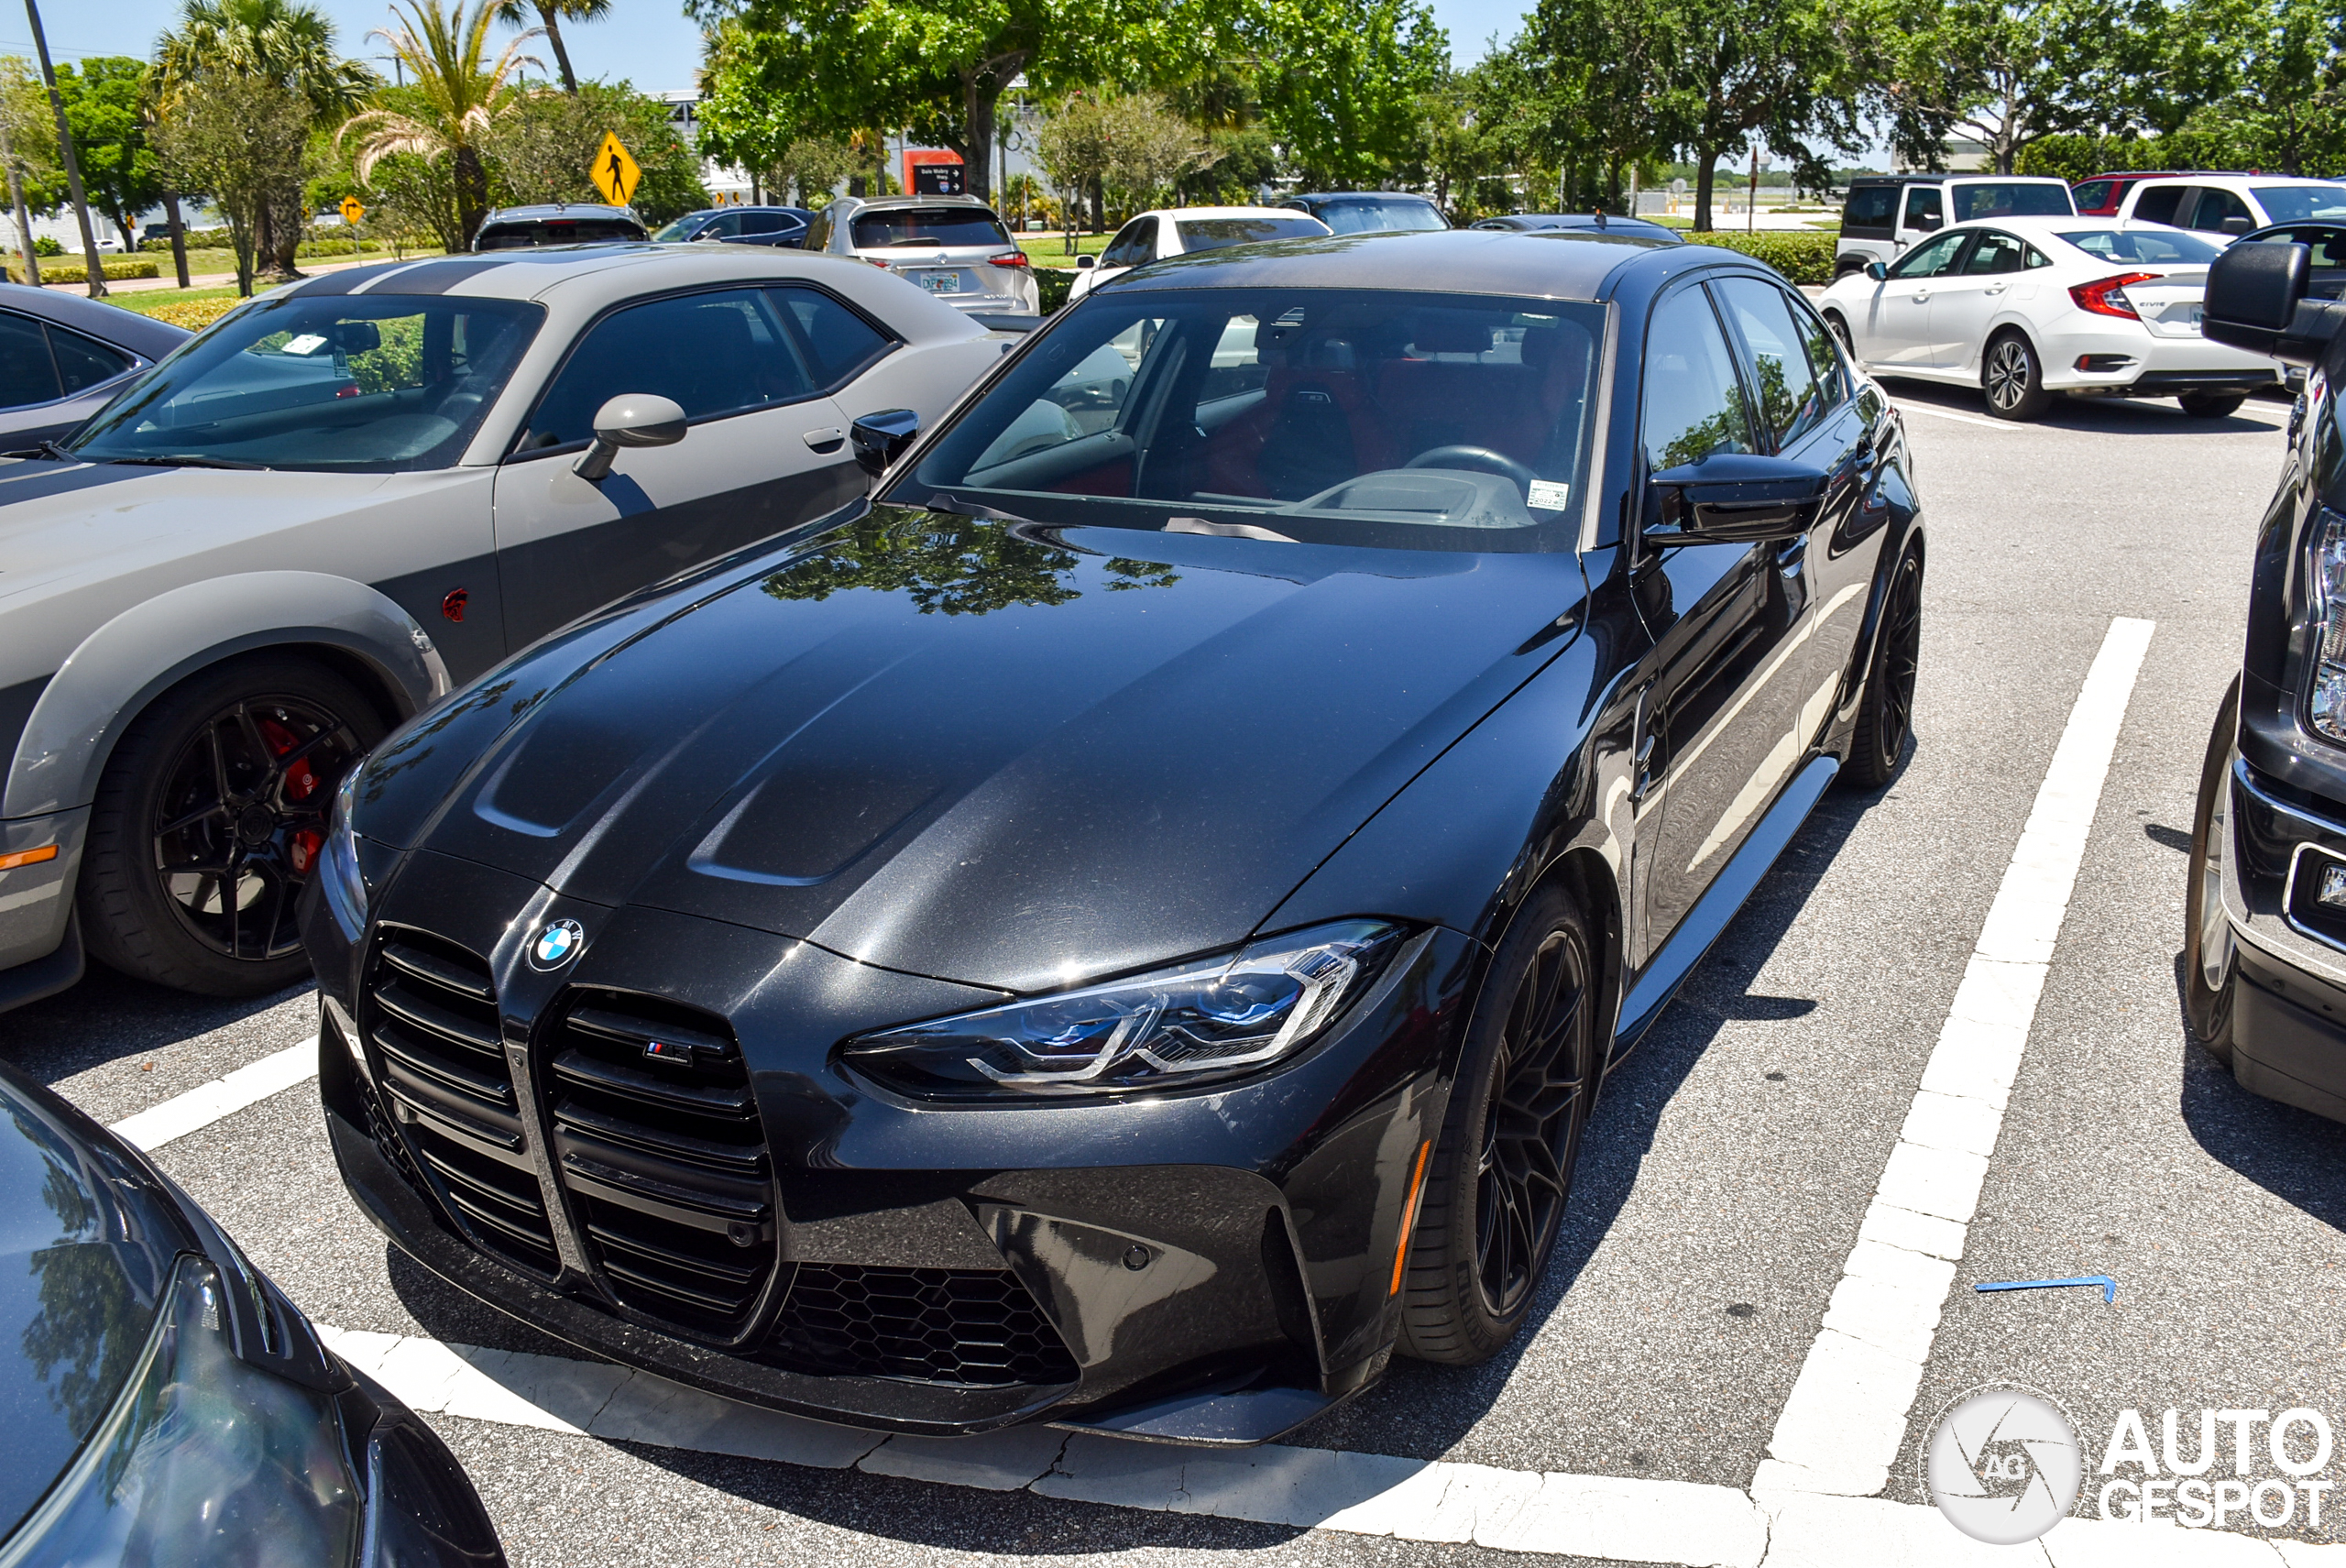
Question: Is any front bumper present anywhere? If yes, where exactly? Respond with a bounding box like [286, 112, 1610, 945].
[2220, 757, 2346, 1121]
[307, 849, 1478, 1442]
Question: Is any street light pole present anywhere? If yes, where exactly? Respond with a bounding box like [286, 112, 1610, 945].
[22, 0, 107, 297]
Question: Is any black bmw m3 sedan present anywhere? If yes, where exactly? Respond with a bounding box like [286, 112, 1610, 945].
[301, 227, 1924, 1447]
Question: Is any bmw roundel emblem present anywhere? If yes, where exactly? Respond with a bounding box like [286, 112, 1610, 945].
[528, 918, 586, 971]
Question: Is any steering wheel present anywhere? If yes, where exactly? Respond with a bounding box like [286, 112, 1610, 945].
[1403, 444, 1540, 496]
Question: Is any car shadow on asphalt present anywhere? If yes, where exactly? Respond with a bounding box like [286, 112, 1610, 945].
[2169, 958, 2346, 1233]
[0, 964, 312, 1087]
[1287, 756, 1882, 1463]
[1878, 376, 2292, 437]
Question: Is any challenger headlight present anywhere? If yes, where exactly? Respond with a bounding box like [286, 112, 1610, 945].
[843, 920, 1407, 1100]
[0, 1254, 360, 1566]
[318, 768, 368, 938]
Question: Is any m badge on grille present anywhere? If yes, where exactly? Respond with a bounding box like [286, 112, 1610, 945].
[529, 919, 586, 970]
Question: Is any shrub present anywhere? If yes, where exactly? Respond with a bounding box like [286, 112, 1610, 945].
[1036, 267, 1077, 314]
[1683, 230, 1838, 285]
[31, 236, 60, 256]
[6, 258, 162, 284]
[126, 296, 245, 332]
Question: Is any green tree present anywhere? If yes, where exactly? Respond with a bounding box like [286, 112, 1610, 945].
[152, 71, 312, 291]
[1246, 0, 1448, 188]
[341, 0, 541, 247]
[491, 0, 609, 94]
[480, 80, 707, 222]
[155, 0, 371, 280]
[52, 60, 159, 251]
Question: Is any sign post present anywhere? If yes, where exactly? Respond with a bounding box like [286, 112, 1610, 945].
[589, 132, 641, 208]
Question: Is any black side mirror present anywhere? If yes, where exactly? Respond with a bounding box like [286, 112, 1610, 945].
[2205, 240, 2346, 364]
[1074, 254, 1096, 269]
[851, 408, 920, 478]
[1865, 261, 1888, 281]
[2222, 215, 2253, 236]
[1645, 452, 1829, 543]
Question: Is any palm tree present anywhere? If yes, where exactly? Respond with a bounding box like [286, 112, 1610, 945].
[155, 0, 372, 280]
[342, 0, 541, 248]
[491, 0, 608, 95]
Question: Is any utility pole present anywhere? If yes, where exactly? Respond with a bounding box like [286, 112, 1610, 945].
[23, 0, 104, 297]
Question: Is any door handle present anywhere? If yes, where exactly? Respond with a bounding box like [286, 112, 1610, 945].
[1985, 283, 2008, 295]
[803, 426, 846, 452]
[1911, 290, 1931, 302]
[1631, 730, 1659, 803]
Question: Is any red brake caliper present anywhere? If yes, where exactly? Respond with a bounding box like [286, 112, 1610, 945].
[258, 717, 325, 874]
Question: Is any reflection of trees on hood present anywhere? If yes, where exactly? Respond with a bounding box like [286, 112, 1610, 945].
[21, 1158, 148, 1437]
[356, 676, 533, 806]
[761, 512, 1179, 616]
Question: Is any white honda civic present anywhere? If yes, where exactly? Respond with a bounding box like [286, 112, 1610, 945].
[1815, 216, 2284, 421]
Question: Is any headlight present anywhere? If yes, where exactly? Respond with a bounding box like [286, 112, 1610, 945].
[0, 1254, 360, 1566]
[2311, 510, 2346, 745]
[843, 920, 1405, 1100]
[318, 768, 368, 938]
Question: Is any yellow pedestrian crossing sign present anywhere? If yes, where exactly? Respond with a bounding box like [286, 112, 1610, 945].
[590, 132, 641, 207]
[338, 195, 364, 225]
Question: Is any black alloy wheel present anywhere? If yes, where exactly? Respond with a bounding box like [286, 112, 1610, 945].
[79, 654, 386, 995]
[1982, 331, 2050, 421]
[1847, 542, 1923, 788]
[1399, 883, 1596, 1364]
[2184, 677, 2242, 1063]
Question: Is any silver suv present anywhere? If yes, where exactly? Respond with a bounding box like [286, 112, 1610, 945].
[806, 195, 1040, 316]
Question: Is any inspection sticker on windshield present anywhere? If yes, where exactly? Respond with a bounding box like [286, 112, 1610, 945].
[1528, 479, 1572, 510]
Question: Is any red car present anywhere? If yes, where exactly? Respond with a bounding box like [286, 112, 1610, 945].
[2072, 172, 2178, 216]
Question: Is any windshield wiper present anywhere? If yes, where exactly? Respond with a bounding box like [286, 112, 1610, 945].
[87, 454, 269, 471]
[0, 439, 80, 462]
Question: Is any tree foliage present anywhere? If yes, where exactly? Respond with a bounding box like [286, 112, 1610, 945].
[1247, 0, 1448, 188]
[341, 0, 541, 246]
[152, 71, 312, 291]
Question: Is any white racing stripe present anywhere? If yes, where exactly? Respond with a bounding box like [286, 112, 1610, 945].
[321, 1320, 2318, 1565]
[108, 1036, 319, 1152]
[1755, 617, 2154, 1506]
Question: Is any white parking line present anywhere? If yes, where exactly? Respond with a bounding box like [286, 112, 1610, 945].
[108, 1036, 318, 1151]
[323, 1320, 2318, 1565]
[1891, 400, 2020, 431]
[1755, 618, 2154, 1505]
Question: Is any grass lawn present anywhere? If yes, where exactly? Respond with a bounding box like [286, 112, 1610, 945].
[1020, 232, 1111, 269]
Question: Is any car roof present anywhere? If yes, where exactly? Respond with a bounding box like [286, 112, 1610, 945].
[847, 194, 992, 211]
[1107, 226, 1702, 302]
[274, 242, 970, 310]
[2131, 173, 2343, 188]
[1849, 173, 2068, 185]
[1287, 191, 1438, 203]
[1481, 213, 1683, 238]
[1148, 205, 1324, 221]
[0, 282, 187, 358]
[480, 203, 639, 224]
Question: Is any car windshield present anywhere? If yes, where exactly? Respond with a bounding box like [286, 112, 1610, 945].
[651, 213, 710, 242]
[2253, 185, 2346, 223]
[851, 207, 1013, 248]
[1950, 183, 2073, 220]
[1174, 216, 1328, 251]
[67, 294, 542, 471]
[896, 288, 1602, 554]
[2057, 227, 2224, 264]
[477, 218, 641, 249]
[1312, 200, 1448, 235]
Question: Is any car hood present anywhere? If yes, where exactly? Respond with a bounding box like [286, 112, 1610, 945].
[0, 1072, 185, 1539]
[370, 507, 1584, 993]
[0, 456, 407, 608]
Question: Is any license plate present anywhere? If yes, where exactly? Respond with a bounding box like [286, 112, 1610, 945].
[918, 272, 961, 293]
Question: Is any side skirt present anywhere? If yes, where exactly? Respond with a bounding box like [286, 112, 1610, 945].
[1612, 754, 1840, 1051]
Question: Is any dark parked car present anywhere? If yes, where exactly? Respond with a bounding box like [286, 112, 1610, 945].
[0, 1058, 504, 1563]
[0, 285, 186, 450]
[652, 206, 815, 248]
[2070, 171, 2180, 216]
[1472, 212, 1683, 244]
[1279, 191, 1450, 234]
[2235, 220, 2346, 298]
[2188, 240, 2346, 1124]
[304, 227, 1922, 1446]
[471, 203, 648, 251]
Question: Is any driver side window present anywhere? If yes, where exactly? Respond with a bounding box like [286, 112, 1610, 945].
[1890, 230, 1969, 279]
[516, 289, 817, 454]
[1102, 218, 1157, 269]
[1641, 286, 1752, 473]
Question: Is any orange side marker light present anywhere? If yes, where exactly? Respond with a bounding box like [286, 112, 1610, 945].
[0, 845, 57, 872]
[1389, 1138, 1433, 1297]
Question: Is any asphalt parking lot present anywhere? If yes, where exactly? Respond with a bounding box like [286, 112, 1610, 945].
[5, 378, 2341, 1566]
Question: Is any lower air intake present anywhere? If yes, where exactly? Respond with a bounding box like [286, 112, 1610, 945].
[767, 1265, 1079, 1387]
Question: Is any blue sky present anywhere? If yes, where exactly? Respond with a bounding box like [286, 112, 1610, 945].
[67, 0, 1529, 90]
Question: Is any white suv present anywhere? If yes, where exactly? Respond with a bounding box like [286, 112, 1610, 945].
[2114, 176, 2346, 241]
[1835, 175, 2075, 275]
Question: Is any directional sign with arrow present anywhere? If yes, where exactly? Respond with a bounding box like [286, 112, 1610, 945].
[590, 132, 641, 208]
[339, 195, 365, 225]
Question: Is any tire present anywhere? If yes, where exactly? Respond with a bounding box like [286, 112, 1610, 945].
[1823, 310, 1856, 358]
[2184, 677, 2242, 1064]
[1398, 883, 1598, 1365]
[1982, 331, 2051, 421]
[2180, 392, 2246, 419]
[1845, 541, 1923, 788]
[78, 653, 387, 996]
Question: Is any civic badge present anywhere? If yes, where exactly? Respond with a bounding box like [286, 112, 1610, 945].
[528, 918, 586, 971]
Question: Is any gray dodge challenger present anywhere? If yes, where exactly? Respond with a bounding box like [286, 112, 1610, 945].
[0, 243, 1008, 1009]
